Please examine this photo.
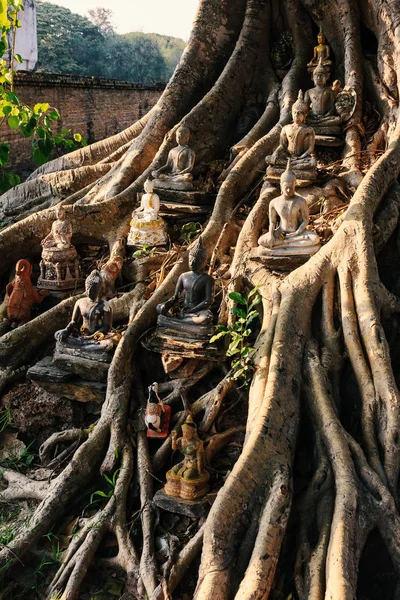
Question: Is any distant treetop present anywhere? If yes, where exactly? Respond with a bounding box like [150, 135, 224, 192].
[35, 1, 186, 84]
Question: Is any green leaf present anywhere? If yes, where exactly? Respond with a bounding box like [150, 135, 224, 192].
[248, 286, 262, 299]
[209, 330, 230, 344]
[228, 292, 247, 305]
[73, 132, 82, 142]
[0, 144, 9, 168]
[54, 134, 63, 144]
[2, 105, 11, 116]
[81, 139, 88, 147]
[33, 147, 48, 166]
[48, 110, 60, 121]
[36, 126, 46, 139]
[33, 102, 50, 114]
[38, 137, 54, 157]
[249, 295, 262, 309]
[8, 173, 19, 187]
[232, 307, 246, 319]
[7, 115, 19, 129]
[14, 53, 22, 64]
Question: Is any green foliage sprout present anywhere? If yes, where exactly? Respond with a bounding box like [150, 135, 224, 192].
[132, 244, 156, 259]
[90, 468, 120, 505]
[210, 287, 262, 385]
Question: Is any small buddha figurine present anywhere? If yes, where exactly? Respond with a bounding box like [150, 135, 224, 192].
[127, 179, 168, 247]
[165, 415, 210, 500]
[304, 59, 342, 136]
[307, 29, 332, 73]
[258, 159, 320, 256]
[38, 205, 82, 292]
[6, 260, 49, 327]
[151, 126, 196, 191]
[156, 236, 214, 339]
[265, 90, 317, 182]
[54, 269, 117, 355]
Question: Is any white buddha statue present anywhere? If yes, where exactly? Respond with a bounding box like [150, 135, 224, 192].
[258, 159, 320, 256]
[127, 179, 168, 247]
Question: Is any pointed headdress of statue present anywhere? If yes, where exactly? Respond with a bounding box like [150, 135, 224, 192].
[182, 414, 197, 429]
[189, 235, 207, 272]
[281, 158, 296, 186]
[318, 25, 326, 41]
[314, 57, 329, 78]
[292, 90, 308, 115]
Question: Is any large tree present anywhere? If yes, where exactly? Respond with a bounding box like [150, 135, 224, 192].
[1, 0, 400, 598]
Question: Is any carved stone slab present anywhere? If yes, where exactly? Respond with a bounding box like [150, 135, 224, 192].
[153, 489, 210, 518]
[53, 349, 111, 382]
[142, 328, 223, 361]
[27, 356, 107, 403]
[154, 188, 214, 206]
[249, 249, 313, 271]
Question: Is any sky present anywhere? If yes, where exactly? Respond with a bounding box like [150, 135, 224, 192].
[44, 0, 200, 40]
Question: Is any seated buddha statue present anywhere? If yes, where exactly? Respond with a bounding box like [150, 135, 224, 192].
[127, 179, 167, 247]
[54, 269, 118, 356]
[151, 126, 196, 191]
[165, 415, 210, 500]
[258, 159, 320, 256]
[265, 90, 317, 183]
[156, 236, 214, 340]
[307, 29, 332, 73]
[38, 205, 82, 292]
[304, 59, 342, 136]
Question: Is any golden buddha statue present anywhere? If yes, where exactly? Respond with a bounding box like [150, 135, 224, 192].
[308, 29, 332, 73]
[127, 179, 167, 247]
[165, 415, 210, 500]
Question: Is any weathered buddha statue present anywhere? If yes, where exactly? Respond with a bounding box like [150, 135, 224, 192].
[6, 260, 49, 327]
[151, 126, 196, 191]
[127, 179, 167, 247]
[307, 29, 332, 73]
[156, 236, 214, 340]
[165, 415, 210, 500]
[54, 269, 117, 357]
[258, 159, 320, 256]
[266, 90, 317, 183]
[304, 59, 342, 136]
[38, 205, 82, 292]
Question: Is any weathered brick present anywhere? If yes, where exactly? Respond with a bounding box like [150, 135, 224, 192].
[2, 71, 164, 168]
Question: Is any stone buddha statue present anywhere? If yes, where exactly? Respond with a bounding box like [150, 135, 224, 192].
[151, 126, 196, 191]
[127, 179, 168, 247]
[265, 90, 317, 183]
[156, 236, 214, 340]
[54, 269, 117, 356]
[165, 414, 210, 500]
[307, 29, 332, 73]
[258, 159, 320, 256]
[304, 59, 342, 137]
[38, 205, 82, 293]
[6, 260, 49, 328]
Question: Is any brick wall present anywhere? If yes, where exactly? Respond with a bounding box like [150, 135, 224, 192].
[3, 71, 164, 170]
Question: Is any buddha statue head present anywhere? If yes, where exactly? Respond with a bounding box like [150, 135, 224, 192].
[176, 125, 191, 146]
[313, 58, 329, 87]
[292, 90, 309, 124]
[280, 159, 297, 197]
[85, 269, 104, 302]
[55, 205, 66, 220]
[317, 28, 326, 45]
[189, 236, 207, 273]
[144, 178, 154, 194]
[181, 414, 197, 440]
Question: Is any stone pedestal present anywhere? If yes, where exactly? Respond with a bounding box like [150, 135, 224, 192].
[53, 341, 114, 382]
[142, 327, 223, 362]
[250, 248, 317, 272]
[157, 189, 214, 224]
[265, 166, 317, 187]
[27, 356, 107, 403]
[38, 246, 83, 293]
[153, 489, 210, 518]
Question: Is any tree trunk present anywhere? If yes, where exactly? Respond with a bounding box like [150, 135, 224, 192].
[1, 0, 400, 598]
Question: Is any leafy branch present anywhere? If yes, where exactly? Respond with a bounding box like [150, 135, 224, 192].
[210, 287, 262, 385]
